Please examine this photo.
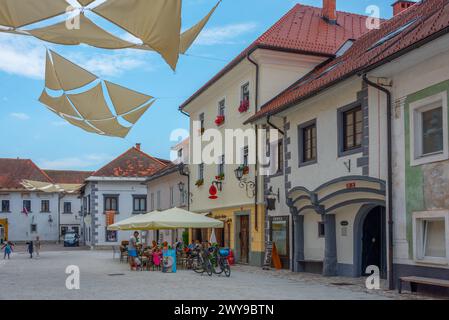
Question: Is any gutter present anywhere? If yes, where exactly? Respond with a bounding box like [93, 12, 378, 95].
[362, 74, 394, 291]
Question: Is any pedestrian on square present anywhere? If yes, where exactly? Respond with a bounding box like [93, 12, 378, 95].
[26, 240, 34, 259]
[2, 241, 13, 259]
[128, 231, 139, 270]
[35, 236, 41, 257]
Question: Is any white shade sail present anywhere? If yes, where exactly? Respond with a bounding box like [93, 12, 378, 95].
[50, 50, 97, 91]
[45, 51, 62, 91]
[104, 80, 153, 115]
[122, 101, 154, 124]
[93, 0, 182, 70]
[180, 1, 220, 54]
[77, 0, 96, 7]
[88, 118, 131, 138]
[29, 14, 137, 50]
[0, 0, 68, 28]
[67, 83, 115, 120]
[108, 208, 224, 231]
[21, 180, 83, 194]
[39, 50, 154, 138]
[39, 90, 79, 118]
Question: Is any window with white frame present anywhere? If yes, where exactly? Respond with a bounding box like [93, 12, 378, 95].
[198, 163, 204, 181]
[410, 91, 448, 166]
[218, 99, 226, 117]
[241, 83, 250, 102]
[169, 187, 174, 208]
[413, 211, 449, 264]
[150, 193, 155, 211]
[218, 154, 225, 176]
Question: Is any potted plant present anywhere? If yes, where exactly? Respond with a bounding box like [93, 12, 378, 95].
[215, 115, 225, 126]
[242, 165, 250, 175]
[238, 100, 250, 113]
[195, 179, 204, 187]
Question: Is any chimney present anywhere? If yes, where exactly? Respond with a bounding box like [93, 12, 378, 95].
[322, 0, 337, 24]
[135, 143, 141, 151]
[392, 1, 415, 16]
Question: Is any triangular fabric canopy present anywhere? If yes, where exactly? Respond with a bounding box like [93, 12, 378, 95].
[88, 118, 131, 138]
[45, 51, 62, 91]
[77, 0, 96, 7]
[50, 50, 97, 91]
[0, 1, 220, 70]
[39, 50, 154, 138]
[29, 14, 137, 50]
[104, 81, 153, 115]
[92, 0, 182, 70]
[62, 115, 102, 134]
[39, 91, 79, 118]
[180, 1, 220, 54]
[67, 83, 115, 120]
[122, 101, 154, 124]
[0, 0, 69, 28]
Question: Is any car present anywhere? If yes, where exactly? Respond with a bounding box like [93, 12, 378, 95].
[63, 233, 79, 247]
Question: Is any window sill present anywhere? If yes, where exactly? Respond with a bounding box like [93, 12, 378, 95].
[40, 211, 51, 213]
[410, 151, 448, 167]
[132, 212, 146, 215]
[0, 211, 11, 214]
[338, 147, 362, 158]
[62, 212, 73, 214]
[299, 159, 317, 168]
[414, 258, 449, 266]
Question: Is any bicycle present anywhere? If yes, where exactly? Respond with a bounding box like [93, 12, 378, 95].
[209, 246, 231, 277]
[191, 245, 213, 276]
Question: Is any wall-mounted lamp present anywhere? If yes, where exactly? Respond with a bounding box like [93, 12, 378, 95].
[48, 215, 53, 224]
[234, 166, 255, 198]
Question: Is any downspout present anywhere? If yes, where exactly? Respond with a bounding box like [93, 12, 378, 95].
[362, 74, 394, 290]
[179, 107, 191, 211]
[247, 51, 259, 233]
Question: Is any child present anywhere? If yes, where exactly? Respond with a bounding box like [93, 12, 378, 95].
[2, 241, 13, 259]
[26, 240, 34, 259]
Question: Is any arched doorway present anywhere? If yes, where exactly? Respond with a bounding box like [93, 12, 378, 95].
[354, 205, 387, 278]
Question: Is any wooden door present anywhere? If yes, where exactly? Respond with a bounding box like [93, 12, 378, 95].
[239, 215, 249, 263]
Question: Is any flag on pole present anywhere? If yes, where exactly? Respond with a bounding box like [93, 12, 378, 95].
[23, 206, 29, 216]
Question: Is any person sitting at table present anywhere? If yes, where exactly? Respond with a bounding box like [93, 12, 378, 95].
[128, 231, 139, 271]
[187, 241, 195, 250]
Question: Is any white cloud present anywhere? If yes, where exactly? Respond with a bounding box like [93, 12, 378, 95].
[38, 153, 114, 170]
[10, 112, 31, 120]
[0, 33, 45, 79]
[195, 22, 258, 45]
[0, 33, 152, 80]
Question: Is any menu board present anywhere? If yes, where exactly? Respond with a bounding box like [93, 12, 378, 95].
[263, 241, 273, 270]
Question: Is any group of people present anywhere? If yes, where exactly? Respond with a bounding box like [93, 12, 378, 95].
[1, 237, 41, 259]
[125, 231, 186, 271]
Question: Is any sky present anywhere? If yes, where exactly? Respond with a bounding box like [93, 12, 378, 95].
[0, 0, 394, 171]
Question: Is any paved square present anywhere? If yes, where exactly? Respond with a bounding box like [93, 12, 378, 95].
[0, 248, 423, 300]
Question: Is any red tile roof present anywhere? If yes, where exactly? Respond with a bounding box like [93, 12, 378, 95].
[90, 147, 169, 178]
[0, 159, 53, 190]
[44, 170, 93, 184]
[180, 4, 371, 110]
[247, 0, 449, 123]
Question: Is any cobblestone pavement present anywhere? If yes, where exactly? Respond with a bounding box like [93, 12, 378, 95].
[0, 249, 436, 300]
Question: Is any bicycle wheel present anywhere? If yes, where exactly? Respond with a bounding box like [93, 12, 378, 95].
[223, 264, 231, 277]
[205, 259, 213, 276]
[192, 256, 204, 274]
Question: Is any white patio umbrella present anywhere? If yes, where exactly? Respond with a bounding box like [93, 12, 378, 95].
[108, 208, 223, 231]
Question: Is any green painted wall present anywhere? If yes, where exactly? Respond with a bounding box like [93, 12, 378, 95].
[403, 80, 449, 259]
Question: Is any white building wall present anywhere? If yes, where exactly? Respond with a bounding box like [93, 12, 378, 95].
[0, 191, 59, 242]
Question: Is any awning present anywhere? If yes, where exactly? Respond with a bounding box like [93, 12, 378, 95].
[108, 208, 224, 231]
[21, 180, 83, 194]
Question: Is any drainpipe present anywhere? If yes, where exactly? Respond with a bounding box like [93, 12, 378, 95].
[362, 74, 394, 290]
[247, 51, 260, 235]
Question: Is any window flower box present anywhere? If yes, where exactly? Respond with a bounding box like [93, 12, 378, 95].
[238, 100, 250, 113]
[215, 115, 225, 126]
[195, 179, 204, 187]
